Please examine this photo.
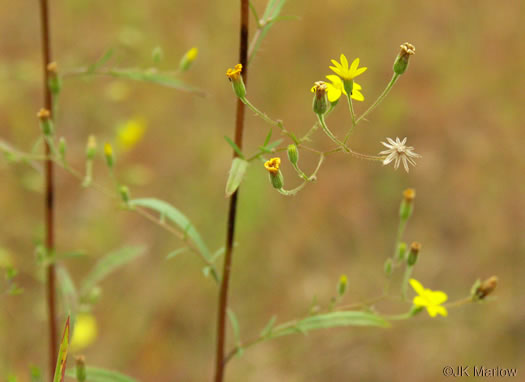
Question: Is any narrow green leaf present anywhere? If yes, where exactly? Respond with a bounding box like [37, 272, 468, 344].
[57, 265, 77, 317]
[108, 68, 203, 95]
[227, 309, 242, 354]
[262, 138, 283, 152]
[53, 317, 70, 382]
[271, 311, 389, 338]
[129, 198, 211, 261]
[80, 246, 146, 296]
[65, 367, 138, 382]
[225, 158, 249, 197]
[260, 315, 277, 337]
[224, 136, 245, 159]
[87, 48, 114, 74]
[263, 127, 273, 146]
[166, 247, 188, 260]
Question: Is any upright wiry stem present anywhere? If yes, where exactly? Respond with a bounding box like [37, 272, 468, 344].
[214, 1, 249, 381]
[38, 0, 58, 379]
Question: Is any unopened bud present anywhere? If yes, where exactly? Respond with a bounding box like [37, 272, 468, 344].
[337, 274, 348, 296]
[226, 64, 246, 99]
[104, 143, 114, 168]
[400, 188, 415, 220]
[179, 47, 198, 72]
[47, 62, 62, 95]
[119, 185, 130, 204]
[311, 81, 329, 115]
[58, 137, 67, 161]
[475, 276, 498, 300]
[406, 242, 421, 266]
[287, 144, 299, 165]
[75, 356, 86, 382]
[37, 108, 53, 136]
[393, 42, 415, 75]
[384, 258, 393, 276]
[86, 135, 97, 160]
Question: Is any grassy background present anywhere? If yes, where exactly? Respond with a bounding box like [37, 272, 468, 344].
[1, 0, 524, 381]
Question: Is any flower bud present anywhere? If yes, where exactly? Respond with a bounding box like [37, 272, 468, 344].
[119, 185, 130, 204]
[86, 135, 97, 160]
[179, 47, 198, 72]
[58, 137, 67, 160]
[475, 276, 498, 300]
[287, 144, 299, 165]
[406, 241, 421, 266]
[47, 62, 62, 95]
[264, 157, 284, 189]
[399, 188, 415, 220]
[226, 64, 246, 99]
[104, 143, 114, 168]
[393, 42, 415, 75]
[311, 81, 329, 115]
[37, 108, 53, 136]
[75, 356, 86, 382]
[337, 274, 348, 296]
[384, 258, 393, 276]
[396, 242, 407, 261]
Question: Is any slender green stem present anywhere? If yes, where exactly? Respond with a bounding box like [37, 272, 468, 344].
[343, 95, 357, 144]
[317, 114, 347, 150]
[401, 265, 414, 301]
[356, 73, 399, 124]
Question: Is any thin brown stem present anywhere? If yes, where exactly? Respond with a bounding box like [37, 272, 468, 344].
[214, 1, 249, 381]
[38, 0, 58, 379]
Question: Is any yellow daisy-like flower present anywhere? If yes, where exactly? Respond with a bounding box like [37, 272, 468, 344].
[226, 64, 243, 81]
[264, 157, 281, 174]
[410, 278, 448, 317]
[117, 119, 146, 151]
[325, 75, 364, 102]
[71, 313, 98, 351]
[329, 54, 367, 80]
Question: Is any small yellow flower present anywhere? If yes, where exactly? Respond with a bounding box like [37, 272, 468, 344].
[104, 143, 113, 157]
[117, 119, 146, 151]
[325, 75, 364, 102]
[329, 54, 367, 80]
[264, 157, 281, 174]
[410, 279, 448, 317]
[186, 47, 198, 62]
[226, 64, 243, 81]
[71, 313, 98, 351]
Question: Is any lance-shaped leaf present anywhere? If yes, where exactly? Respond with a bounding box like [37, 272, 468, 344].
[80, 246, 146, 297]
[65, 366, 138, 382]
[53, 317, 70, 382]
[225, 158, 249, 197]
[270, 311, 389, 338]
[129, 198, 211, 261]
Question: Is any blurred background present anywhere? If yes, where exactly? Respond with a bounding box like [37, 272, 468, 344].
[1, 0, 524, 381]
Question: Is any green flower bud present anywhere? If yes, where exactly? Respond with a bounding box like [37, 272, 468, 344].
[384, 258, 393, 276]
[179, 47, 198, 72]
[47, 62, 62, 95]
[399, 188, 415, 220]
[393, 43, 415, 75]
[37, 108, 53, 136]
[396, 242, 407, 262]
[311, 81, 329, 115]
[104, 143, 114, 168]
[406, 242, 421, 266]
[337, 274, 348, 296]
[226, 64, 246, 99]
[86, 135, 97, 160]
[75, 356, 87, 382]
[287, 144, 299, 165]
[119, 185, 130, 204]
[58, 137, 67, 161]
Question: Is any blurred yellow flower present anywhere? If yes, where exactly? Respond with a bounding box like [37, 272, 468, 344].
[71, 313, 98, 350]
[264, 157, 281, 174]
[325, 75, 364, 102]
[410, 279, 448, 317]
[117, 119, 147, 151]
[186, 47, 198, 62]
[329, 54, 367, 80]
[226, 64, 243, 81]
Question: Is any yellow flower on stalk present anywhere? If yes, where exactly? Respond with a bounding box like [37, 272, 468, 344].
[325, 75, 364, 102]
[186, 47, 198, 62]
[329, 54, 367, 80]
[264, 157, 281, 174]
[409, 278, 448, 317]
[71, 313, 98, 351]
[226, 64, 243, 81]
[117, 119, 146, 151]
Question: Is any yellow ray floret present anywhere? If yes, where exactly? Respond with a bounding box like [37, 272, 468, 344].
[329, 54, 367, 80]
